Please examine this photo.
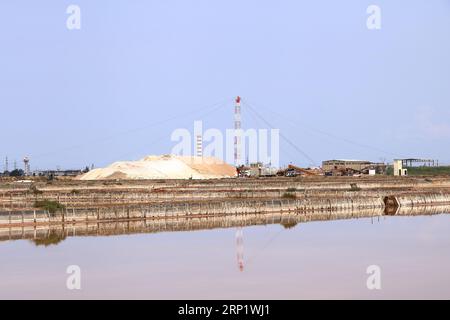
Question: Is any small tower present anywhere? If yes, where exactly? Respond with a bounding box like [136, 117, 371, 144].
[195, 135, 203, 158]
[23, 157, 30, 176]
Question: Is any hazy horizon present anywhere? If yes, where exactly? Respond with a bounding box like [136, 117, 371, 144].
[1, 1, 449, 170]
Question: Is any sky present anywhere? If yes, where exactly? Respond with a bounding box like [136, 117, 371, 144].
[0, 0, 449, 170]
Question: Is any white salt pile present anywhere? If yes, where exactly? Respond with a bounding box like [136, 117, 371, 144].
[77, 155, 237, 180]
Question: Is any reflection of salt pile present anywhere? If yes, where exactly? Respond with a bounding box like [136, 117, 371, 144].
[78, 155, 237, 180]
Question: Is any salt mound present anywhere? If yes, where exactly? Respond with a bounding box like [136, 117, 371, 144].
[78, 155, 237, 180]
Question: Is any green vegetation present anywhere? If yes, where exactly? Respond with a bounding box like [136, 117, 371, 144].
[386, 166, 394, 176]
[34, 200, 65, 214]
[282, 192, 297, 199]
[405, 166, 450, 176]
[350, 183, 361, 191]
[387, 166, 450, 176]
[9, 169, 24, 177]
[29, 185, 43, 195]
[286, 187, 297, 192]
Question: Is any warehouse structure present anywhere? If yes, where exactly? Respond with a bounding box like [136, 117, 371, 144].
[393, 160, 407, 176]
[393, 158, 439, 176]
[322, 159, 386, 176]
[396, 158, 438, 168]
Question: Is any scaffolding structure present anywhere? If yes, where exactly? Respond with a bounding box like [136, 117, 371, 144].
[400, 158, 438, 167]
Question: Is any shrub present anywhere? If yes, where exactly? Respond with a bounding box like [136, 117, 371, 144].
[29, 185, 43, 195]
[34, 200, 65, 214]
[282, 192, 297, 199]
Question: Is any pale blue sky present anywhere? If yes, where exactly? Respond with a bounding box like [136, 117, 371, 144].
[1, 1, 449, 170]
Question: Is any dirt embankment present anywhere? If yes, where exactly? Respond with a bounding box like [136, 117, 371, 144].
[0, 175, 449, 213]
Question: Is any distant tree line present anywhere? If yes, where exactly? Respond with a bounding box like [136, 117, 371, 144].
[1, 166, 90, 178]
[1, 169, 25, 177]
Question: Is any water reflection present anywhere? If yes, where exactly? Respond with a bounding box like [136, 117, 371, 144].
[1, 205, 448, 247]
[1, 206, 449, 299]
[236, 228, 244, 272]
[32, 231, 67, 247]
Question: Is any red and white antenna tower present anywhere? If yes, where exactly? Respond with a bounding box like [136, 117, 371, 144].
[234, 96, 242, 166]
[234, 96, 244, 271]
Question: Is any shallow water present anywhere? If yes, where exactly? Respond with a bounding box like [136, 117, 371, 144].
[1, 213, 449, 299]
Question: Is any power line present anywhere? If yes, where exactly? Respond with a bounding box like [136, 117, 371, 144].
[242, 100, 317, 166]
[244, 98, 399, 158]
[245, 103, 303, 166]
[32, 97, 233, 160]
[111, 101, 231, 161]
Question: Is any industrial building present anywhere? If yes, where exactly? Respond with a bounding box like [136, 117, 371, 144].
[35, 170, 83, 177]
[393, 160, 407, 176]
[237, 163, 278, 177]
[393, 158, 439, 176]
[395, 158, 438, 168]
[322, 159, 386, 176]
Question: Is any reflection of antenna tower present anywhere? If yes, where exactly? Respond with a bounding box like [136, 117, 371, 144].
[23, 157, 30, 176]
[236, 228, 244, 272]
[234, 96, 242, 166]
